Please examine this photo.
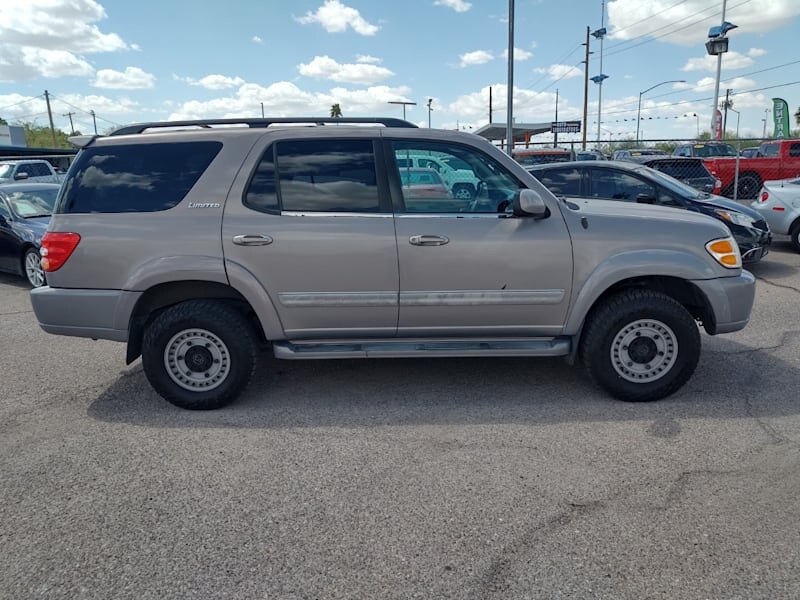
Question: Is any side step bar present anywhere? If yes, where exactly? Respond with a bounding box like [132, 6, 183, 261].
[273, 337, 571, 360]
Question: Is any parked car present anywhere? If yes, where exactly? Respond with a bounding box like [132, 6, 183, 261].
[0, 159, 65, 184]
[31, 117, 755, 410]
[0, 183, 61, 287]
[751, 177, 800, 251]
[612, 148, 667, 160]
[394, 152, 480, 201]
[512, 148, 575, 166]
[624, 156, 721, 194]
[740, 147, 760, 158]
[673, 142, 738, 158]
[527, 160, 771, 263]
[398, 167, 454, 211]
[575, 150, 607, 161]
[702, 139, 800, 199]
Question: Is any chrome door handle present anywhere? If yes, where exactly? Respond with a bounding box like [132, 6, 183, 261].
[409, 234, 450, 246]
[232, 234, 273, 246]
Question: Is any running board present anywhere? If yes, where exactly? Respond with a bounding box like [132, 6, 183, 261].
[272, 337, 571, 360]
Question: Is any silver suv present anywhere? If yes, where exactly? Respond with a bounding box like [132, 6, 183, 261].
[31, 117, 755, 410]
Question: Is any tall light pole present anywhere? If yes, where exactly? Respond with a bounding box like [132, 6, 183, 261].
[636, 80, 685, 143]
[706, 0, 737, 139]
[260, 102, 264, 118]
[426, 98, 433, 128]
[505, 0, 515, 156]
[388, 100, 416, 120]
[592, 0, 608, 148]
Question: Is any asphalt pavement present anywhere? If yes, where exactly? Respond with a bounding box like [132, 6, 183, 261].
[1, 239, 799, 599]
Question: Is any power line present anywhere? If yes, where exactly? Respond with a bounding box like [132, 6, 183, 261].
[0, 94, 44, 112]
[527, 43, 582, 90]
[608, 0, 691, 38]
[48, 94, 122, 127]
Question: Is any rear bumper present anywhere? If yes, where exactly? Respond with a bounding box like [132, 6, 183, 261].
[30, 286, 141, 342]
[692, 271, 756, 334]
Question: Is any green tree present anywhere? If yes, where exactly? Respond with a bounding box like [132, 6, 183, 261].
[330, 103, 342, 118]
[20, 122, 73, 148]
[0, 116, 7, 125]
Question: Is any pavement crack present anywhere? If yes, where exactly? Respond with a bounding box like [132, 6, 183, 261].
[0, 310, 34, 316]
[754, 274, 800, 295]
[744, 394, 791, 446]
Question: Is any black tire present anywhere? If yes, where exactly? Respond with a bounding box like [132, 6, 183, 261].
[579, 289, 700, 402]
[141, 300, 258, 410]
[790, 221, 800, 253]
[736, 174, 761, 200]
[23, 247, 46, 288]
[452, 184, 476, 201]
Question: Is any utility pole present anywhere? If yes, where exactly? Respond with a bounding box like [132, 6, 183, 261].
[489, 86, 492, 123]
[721, 88, 731, 137]
[90, 110, 98, 134]
[553, 89, 559, 147]
[582, 26, 590, 150]
[44, 90, 57, 146]
[62, 111, 76, 135]
[426, 98, 433, 128]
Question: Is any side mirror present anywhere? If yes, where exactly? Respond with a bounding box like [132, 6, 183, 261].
[0, 214, 8, 226]
[14, 172, 29, 181]
[514, 189, 548, 218]
[636, 193, 656, 204]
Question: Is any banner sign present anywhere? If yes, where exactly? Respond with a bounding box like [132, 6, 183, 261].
[550, 121, 581, 133]
[713, 109, 723, 140]
[772, 98, 790, 138]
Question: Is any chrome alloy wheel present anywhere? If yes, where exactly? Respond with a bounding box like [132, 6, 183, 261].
[610, 319, 678, 383]
[163, 328, 230, 392]
[25, 250, 45, 288]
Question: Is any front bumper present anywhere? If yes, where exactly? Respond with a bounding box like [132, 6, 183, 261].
[733, 225, 771, 264]
[30, 286, 141, 342]
[692, 270, 756, 335]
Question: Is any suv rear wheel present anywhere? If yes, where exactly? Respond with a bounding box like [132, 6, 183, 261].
[580, 289, 700, 401]
[141, 300, 258, 410]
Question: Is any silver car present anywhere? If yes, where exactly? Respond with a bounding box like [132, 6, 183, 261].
[751, 178, 800, 251]
[30, 117, 755, 410]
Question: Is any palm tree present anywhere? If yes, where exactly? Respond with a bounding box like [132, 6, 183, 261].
[330, 103, 342, 118]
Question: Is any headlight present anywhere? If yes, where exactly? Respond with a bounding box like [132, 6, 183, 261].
[705, 236, 741, 269]
[714, 209, 755, 227]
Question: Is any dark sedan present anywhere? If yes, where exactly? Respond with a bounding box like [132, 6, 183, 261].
[0, 183, 61, 287]
[527, 161, 771, 264]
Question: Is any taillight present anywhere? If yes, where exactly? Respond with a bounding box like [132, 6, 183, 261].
[40, 232, 81, 272]
[760, 190, 769, 202]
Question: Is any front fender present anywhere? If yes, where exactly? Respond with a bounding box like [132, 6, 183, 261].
[563, 249, 721, 335]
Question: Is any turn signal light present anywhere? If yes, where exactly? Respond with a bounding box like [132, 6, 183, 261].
[705, 237, 741, 269]
[40, 232, 81, 272]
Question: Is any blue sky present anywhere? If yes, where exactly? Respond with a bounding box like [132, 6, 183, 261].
[1, 0, 799, 144]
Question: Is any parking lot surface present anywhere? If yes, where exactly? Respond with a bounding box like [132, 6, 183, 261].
[1, 240, 799, 599]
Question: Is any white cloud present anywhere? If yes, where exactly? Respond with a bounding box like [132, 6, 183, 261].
[298, 55, 393, 84]
[0, 0, 129, 80]
[608, 0, 800, 46]
[177, 74, 246, 90]
[92, 66, 155, 89]
[252, 36, 263, 44]
[166, 81, 412, 121]
[434, 0, 472, 13]
[675, 76, 756, 94]
[502, 47, 533, 61]
[681, 49, 764, 72]
[459, 50, 494, 67]
[533, 64, 582, 81]
[447, 84, 562, 121]
[296, 0, 379, 36]
[356, 54, 382, 64]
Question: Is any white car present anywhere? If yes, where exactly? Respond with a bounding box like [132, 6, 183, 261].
[751, 178, 800, 251]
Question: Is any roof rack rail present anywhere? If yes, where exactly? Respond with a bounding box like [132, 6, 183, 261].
[110, 117, 418, 136]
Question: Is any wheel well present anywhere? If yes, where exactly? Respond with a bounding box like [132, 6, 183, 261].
[589, 275, 713, 331]
[789, 215, 800, 235]
[126, 281, 266, 364]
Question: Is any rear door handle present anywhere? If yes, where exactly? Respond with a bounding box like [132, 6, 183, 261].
[409, 234, 450, 246]
[232, 234, 273, 246]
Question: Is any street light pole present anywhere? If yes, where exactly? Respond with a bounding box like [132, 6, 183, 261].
[710, 0, 728, 139]
[505, 0, 515, 156]
[388, 100, 417, 120]
[426, 98, 433, 128]
[636, 80, 686, 143]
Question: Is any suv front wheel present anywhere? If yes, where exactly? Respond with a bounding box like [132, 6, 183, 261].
[141, 300, 258, 410]
[580, 289, 701, 402]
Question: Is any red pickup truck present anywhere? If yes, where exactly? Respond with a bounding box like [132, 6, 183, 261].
[703, 139, 800, 199]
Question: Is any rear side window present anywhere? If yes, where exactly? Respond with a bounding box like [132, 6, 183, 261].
[650, 160, 710, 179]
[535, 167, 582, 196]
[244, 139, 380, 213]
[58, 142, 221, 214]
[789, 143, 800, 158]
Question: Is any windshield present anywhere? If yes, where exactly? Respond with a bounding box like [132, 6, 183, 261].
[6, 189, 59, 218]
[694, 144, 737, 157]
[634, 166, 706, 199]
[439, 156, 472, 171]
[0, 164, 13, 178]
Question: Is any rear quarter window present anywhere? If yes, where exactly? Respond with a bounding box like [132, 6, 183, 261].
[57, 142, 222, 214]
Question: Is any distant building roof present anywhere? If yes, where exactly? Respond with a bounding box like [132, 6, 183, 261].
[473, 121, 553, 142]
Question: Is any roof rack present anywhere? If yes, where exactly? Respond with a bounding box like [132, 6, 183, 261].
[110, 117, 418, 136]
